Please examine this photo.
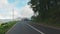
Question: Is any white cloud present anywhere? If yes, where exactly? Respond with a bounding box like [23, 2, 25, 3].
[0, 0, 7, 8]
[0, 14, 4, 19]
[0, 0, 34, 19]
[0, 0, 8, 4]
[19, 5, 34, 18]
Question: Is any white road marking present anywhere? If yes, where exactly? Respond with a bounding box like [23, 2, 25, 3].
[27, 24, 45, 34]
[5, 21, 45, 34]
[5, 22, 19, 34]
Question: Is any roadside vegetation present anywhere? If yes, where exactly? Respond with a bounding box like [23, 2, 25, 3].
[28, 0, 60, 27]
[0, 21, 18, 34]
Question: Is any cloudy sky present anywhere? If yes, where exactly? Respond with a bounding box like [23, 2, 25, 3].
[0, 0, 34, 19]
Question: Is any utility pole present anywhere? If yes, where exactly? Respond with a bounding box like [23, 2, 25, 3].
[12, 8, 14, 21]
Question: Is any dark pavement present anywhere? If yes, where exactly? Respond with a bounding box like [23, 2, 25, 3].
[5, 21, 41, 34]
[6, 21, 60, 34]
[31, 24, 60, 34]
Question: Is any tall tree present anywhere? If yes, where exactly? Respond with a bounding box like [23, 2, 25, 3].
[29, 0, 60, 23]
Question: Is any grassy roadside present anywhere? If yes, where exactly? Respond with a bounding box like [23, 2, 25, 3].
[0, 21, 18, 34]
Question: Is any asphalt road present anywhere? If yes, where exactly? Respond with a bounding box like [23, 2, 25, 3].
[31, 23, 60, 34]
[6, 21, 60, 34]
[5, 21, 42, 34]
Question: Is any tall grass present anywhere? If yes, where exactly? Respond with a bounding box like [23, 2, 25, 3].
[0, 21, 17, 34]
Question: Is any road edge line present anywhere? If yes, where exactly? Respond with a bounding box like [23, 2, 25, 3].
[5, 22, 18, 34]
[26, 24, 45, 34]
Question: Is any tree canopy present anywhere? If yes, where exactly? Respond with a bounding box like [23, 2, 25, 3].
[28, 0, 60, 24]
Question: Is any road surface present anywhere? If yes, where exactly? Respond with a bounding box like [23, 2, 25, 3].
[30, 23, 60, 34]
[6, 21, 60, 34]
[5, 21, 42, 34]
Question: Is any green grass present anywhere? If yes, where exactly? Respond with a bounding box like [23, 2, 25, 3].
[0, 21, 18, 34]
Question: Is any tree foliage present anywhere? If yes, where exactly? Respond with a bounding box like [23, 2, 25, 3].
[29, 0, 60, 24]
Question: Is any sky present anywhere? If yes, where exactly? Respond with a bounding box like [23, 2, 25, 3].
[0, 0, 34, 19]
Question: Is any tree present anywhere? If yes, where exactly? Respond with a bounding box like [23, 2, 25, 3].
[28, 0, 60, 23]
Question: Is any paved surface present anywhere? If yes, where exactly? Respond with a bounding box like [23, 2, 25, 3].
[6, 21, 60, 34]
[32, 24, 60, 34]
[6, 21, 41, 34]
